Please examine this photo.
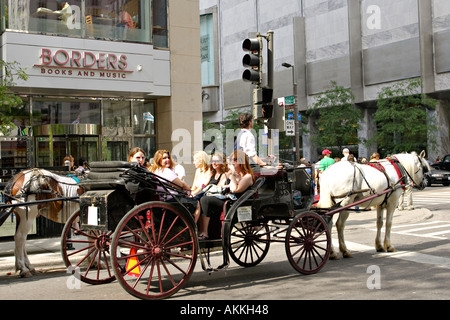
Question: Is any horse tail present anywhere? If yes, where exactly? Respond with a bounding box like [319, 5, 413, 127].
[316, 175, 335, 209]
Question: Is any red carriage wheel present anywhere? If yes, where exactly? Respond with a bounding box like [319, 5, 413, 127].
[61, 209, 117, 284]
[285, 211, 330, 275]
[110, 202, 197, 300]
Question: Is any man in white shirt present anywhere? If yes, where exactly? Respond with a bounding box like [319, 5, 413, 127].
[341, 148, 350, 161]
[235, 113, 267, 166]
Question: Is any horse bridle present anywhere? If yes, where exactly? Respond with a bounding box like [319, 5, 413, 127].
[390, 155, 428, 191]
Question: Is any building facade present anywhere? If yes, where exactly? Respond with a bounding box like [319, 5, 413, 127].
[0, 0, 202, 237]
[200, 0, 450, 163]
[0, 0, 202, 178]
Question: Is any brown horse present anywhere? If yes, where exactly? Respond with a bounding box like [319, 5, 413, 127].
[0, 169, 81, 277]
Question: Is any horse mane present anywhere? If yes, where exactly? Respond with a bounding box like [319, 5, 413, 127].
[4, 170, 27, 198]
[36, 177, 64, 222]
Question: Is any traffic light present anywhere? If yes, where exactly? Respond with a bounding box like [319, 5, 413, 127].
[253, 88, 273, 119]
[242, 37, 263, 85]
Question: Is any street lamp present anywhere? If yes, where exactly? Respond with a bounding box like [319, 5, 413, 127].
[282, 62, 300, 165]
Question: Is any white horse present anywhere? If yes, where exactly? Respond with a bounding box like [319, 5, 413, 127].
[0, 169, 81, 277]
[317, 152, 430, 260]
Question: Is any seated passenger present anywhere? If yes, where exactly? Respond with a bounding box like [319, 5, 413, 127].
[149, 150, 191, 192]
[128, 147, 147, 168]
[192, 152, 229, 222]
[191, 151, 212, 196]
[197, 150, 254, 240]
[208, 152, 229, 186]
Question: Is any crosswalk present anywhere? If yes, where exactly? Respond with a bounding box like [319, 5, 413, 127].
[374, 188, 450, 240]
[389, 221, 450, 240]
[399, 189, 450, 208]
[370, 220, 450, 240]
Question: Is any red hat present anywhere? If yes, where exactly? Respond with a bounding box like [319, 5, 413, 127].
[322, 149, 332, 155]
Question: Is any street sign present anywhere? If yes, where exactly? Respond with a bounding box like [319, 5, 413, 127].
[285, 95, 295, 105]
[285, 119, 295, 136]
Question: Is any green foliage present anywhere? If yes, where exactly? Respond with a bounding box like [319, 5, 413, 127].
[370, 78, 437, 155]
[307, 81, 361, 152]
[0, 60, 29, 135]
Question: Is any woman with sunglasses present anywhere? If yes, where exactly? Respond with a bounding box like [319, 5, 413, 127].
[197, 150, 254, 240]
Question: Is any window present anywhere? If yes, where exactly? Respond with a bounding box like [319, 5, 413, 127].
[32, 99, 101, 125]
[5, 0, 153, 44]
[133, 100, 156, 158]
[200, 13, 215, 85]
[152, 0, 168, 48]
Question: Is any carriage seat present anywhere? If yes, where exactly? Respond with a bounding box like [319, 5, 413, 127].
[79, 161, 133, 191]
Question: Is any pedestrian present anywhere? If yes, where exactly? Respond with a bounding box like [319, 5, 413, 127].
[370, 152, 380, 162]
[342, 148, 350, 161]
[75, 157, 88, 175]
[318, 149, 335, 173]
[63, 155, 75, 171]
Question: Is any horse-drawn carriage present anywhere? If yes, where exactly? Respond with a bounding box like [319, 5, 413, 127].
[60, 161, 330, 300]
[0, 152, 430, 300]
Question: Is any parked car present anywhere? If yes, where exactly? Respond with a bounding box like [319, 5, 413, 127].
[424, 168, 450, 186]
[432, 154, 450, 171]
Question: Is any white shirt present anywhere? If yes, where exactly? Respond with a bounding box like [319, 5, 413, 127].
[174, 164, 186, 180]
[236, 129, 257, 158]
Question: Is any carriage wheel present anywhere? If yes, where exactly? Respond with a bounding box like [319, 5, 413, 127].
[111, 202, 197, 300]
[285, 211, 330, 275]
[60, 209, 116, 284]
[228, 219, 270, 267]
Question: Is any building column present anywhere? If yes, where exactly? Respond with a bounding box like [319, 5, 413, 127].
[302, 114, 319, 163]
[427, 100, 450, 162]
[357, 104, 377, 159]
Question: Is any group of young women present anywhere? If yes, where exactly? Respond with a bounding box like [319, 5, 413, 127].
[128, 147, 254, 240]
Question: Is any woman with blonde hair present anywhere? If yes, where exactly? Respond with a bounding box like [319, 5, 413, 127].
[197, 150, 254, 240]
[191, 151, 212, 196]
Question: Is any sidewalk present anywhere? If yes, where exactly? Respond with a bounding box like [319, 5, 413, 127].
[0, 237, 64, 275]
[0, 207, 434, 276]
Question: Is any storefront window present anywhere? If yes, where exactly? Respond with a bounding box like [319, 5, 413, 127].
[5, 0, 153, 44]
[103, 100, 131, 128]
[32, 99, 101, 125]
[0, 138, 28, 169]
[133, 100, 156, 160]
[133, 101, 154, 135]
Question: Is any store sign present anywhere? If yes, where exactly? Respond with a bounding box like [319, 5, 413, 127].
[34, 48, 133, 79]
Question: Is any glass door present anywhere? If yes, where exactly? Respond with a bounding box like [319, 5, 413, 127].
[35, 136, 99, 168]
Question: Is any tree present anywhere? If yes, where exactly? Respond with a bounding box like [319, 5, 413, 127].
[0, 60, 29, 135]
[370, 78, 437, 155]
[307, 81, 362, 154]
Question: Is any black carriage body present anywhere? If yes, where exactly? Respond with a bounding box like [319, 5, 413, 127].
[80, 188, 134, 231]
[251, 166, 314, 220]
[78, 161, 139, 231]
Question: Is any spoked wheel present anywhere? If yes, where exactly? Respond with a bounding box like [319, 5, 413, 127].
[285, 211, 331, 275]
[60, 209, 116, 284]
[111, 202, 197, 300]
[229, 219, 270, 267]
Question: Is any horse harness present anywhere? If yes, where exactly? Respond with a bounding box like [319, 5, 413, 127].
[5, 169, 65, 220]
[331, 158, 410, 207]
